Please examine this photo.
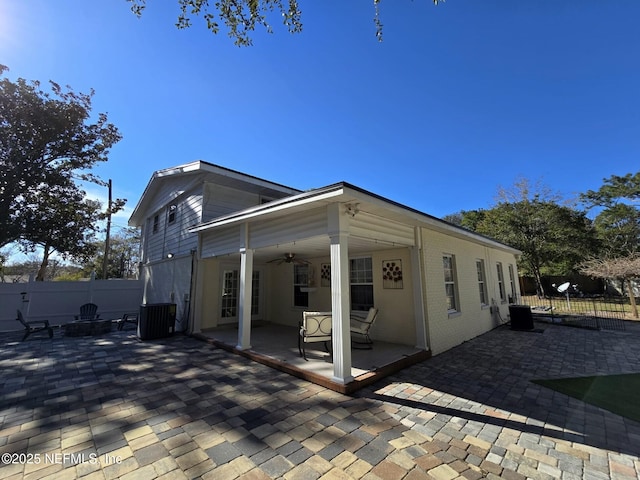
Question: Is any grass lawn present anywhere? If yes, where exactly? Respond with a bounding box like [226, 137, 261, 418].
[532, 373, 640, 422]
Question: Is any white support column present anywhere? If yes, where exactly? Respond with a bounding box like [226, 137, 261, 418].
[410, 241, 428, 350]
[328, 204, 353, 384]
[237, 224, 253, 350]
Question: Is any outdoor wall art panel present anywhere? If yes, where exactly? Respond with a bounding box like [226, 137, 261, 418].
[321, 263, 331, 287]
[382, 259, 403, 289]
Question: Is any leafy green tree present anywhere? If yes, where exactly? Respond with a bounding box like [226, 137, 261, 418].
[579, 172, 640, 310]
[80, 228, 141, 279]
[476, 201, 596, 297]
[19, 186, 104, 281]
[128, 0, 440, 46]
[581, 172, 640, 208]
[0, 65, 122, 248]
[593, 204, 640, 258]
[581, 172, 640, 258]
[457, 180, 597, 297]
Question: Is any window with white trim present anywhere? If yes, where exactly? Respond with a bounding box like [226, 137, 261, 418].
[497, 262, 506, 302]
[152, 214, 159, 233]
[168, 204, 177, 224]
[293, 264, 309, 308]
[350, 257, 374, 311]
[476, 259, 488, 306]
[443, 254, 459, 313]
[508, 264, 516, 303]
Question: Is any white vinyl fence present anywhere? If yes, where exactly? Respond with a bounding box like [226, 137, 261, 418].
[0, 278, 143, 332]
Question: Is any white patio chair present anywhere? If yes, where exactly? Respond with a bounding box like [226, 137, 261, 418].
[350, 307, 378, 349]
[298, 311, 332, 361]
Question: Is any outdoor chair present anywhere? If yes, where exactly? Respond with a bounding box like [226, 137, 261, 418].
[75, 303, 99, 321]
[117, 312, 139, 331]
[16, 309, 54, 341]
[298, 311, 332, 361]
[350, 307, 378, 349]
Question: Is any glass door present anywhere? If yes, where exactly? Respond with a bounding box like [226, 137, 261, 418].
[220, 268, 262, 324]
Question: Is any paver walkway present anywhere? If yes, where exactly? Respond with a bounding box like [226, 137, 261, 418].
[1, 321, 639, 479]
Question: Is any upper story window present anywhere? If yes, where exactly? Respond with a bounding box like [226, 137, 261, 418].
[443, 254, 459, 313]
[350, 257, 373, 311]
[168, 205, 177, 224]
[476, 259, 488, 306]
[152, 214, 159, 233]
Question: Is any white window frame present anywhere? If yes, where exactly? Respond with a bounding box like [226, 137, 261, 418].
[167, 204, 177, 224]
[350, 256, 374, 311]
[293, 264, 309, 308]
[497, 262, 506, 303]
[508, 264, 516, 303]
[476, 259, 488, 307]
[443, 254, 459, 314]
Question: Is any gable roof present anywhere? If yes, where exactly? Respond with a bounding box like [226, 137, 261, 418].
[128, 160, 301, 226]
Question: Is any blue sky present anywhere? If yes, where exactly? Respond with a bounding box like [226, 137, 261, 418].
[1, 0, 638, 239]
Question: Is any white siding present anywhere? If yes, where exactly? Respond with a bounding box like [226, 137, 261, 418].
[250, 207, 328, 249]
[350, 212, 415, 247]
[201, 225, 242, 258]
[145, 176, 199, 217]
[141, 255, 193, 330]
[203, 184, 262, 222]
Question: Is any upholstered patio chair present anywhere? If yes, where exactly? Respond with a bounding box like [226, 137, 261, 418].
[75, 303, 99, 321]
[298, 311, 332, 361]
[16, 309, 54, 341]
[350, 307, 378, 349]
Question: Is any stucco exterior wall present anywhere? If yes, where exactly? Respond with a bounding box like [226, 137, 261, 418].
[421, 228, 519, 355]
[195, 257, 221, 331]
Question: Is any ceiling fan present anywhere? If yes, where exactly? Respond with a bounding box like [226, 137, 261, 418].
[267, 253, 310, 265]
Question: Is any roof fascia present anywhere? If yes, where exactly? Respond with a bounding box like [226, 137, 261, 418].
[339, 183, 522, 254]
[189, 183, 346, 233]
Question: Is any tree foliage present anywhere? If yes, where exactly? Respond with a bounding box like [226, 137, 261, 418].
[581, 172, 640, 208]
[20, 187, 104, 281]
[0, 66, 123, 279]
[128, 0, 441, 46]
[478, 201, 596, 296]
[454, 179, 597, 297]
[581, 171, 640, 258]
[593, 203, 640, 258]
[79, 228, 141, 279]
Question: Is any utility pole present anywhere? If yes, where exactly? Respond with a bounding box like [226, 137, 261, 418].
[101, 179, 112, 280]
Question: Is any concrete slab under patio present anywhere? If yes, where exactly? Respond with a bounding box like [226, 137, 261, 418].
[194, 322, 430, 394]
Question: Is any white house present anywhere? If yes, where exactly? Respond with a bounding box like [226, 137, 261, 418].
[129, 161, 521, 388]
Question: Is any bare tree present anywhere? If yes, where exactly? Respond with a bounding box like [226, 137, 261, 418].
[580, 255, 640, 318]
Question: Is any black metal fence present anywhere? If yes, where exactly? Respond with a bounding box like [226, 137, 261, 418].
[516, 293, 630, 331]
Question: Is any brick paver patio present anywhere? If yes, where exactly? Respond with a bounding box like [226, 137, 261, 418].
[1, 320, 639, 479]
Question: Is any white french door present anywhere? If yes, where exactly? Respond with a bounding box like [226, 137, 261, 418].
[220, 267, 262, 324]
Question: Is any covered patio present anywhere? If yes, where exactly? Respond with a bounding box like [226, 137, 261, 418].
[193, 322, 430, 393]
[190, 183, 432, 388]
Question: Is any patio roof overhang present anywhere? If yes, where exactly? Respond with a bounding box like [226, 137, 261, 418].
[188, 181, 521, 262]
